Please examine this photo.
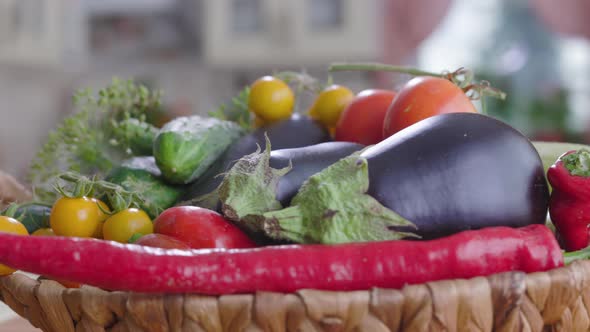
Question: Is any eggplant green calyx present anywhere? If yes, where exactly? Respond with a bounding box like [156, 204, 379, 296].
[219, 135, 291, 235]
[263, 155, 418, 244]
[562, 149, 590, 177]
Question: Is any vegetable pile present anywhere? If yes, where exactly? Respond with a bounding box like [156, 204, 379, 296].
[0, 63, 589, 295]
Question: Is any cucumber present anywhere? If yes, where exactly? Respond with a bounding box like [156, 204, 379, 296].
[113, 118, 159, 156]
[121, 156, 162, 177]
[154, 115, 243, 184]
[105, 163, 185, 219]
[9, 203, 52, 234]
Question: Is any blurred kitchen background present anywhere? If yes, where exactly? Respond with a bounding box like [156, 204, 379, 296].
[0, 0, 588, 180]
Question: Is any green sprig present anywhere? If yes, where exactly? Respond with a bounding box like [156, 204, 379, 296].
[209, 86, 252, 131]
[55, 171, 143, 214]
[28, 78, 163, 203]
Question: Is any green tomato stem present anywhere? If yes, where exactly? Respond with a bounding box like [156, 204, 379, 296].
[328, 62, 445, 78]
[56, 171, 142, 214]
[463, 83, 507, 101]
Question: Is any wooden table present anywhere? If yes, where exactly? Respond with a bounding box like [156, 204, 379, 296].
[0, 302, 39, 331]
[0, 317, 40, 331]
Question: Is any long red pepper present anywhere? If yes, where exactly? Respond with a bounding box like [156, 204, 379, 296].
[0, 224, 562, 294]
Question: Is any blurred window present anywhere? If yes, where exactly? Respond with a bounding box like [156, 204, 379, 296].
[18, 0, 45, 41]
[0, 0, 45, 45]
[417, 0, 590, 140]
[232, 0, 263, 35]
[308, 0, 343, 30]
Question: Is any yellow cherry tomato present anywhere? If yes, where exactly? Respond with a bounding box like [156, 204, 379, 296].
[248, 76, 294, 123]
[32, 228, 55, 236]
[0, 216, 29, 276]
[50, 197, 109, 238]
[308, 84, 354, 128]
[253, 116, 266, 128]
[102, 208, 153, 243]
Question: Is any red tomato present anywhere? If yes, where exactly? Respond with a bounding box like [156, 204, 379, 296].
[153, 206, 256, 249]
[52, 278, 81, 289]
[134, 233, 191, 249]
[383, 76, 477, 139]
[334, 89, 396, 145]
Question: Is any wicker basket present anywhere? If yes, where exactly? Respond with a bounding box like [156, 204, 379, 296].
[1, 169, 587, 331]
[1, 260, 590, 332]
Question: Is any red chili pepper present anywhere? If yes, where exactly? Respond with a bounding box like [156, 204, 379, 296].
[547, 149, 590, 251]
[0, 224, 562, 294]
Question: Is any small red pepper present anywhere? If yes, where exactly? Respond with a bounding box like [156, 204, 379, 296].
[547, 149, 590, 251]
[0, 224, 562, 294]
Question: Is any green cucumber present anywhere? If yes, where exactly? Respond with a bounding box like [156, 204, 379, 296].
[154, 115, 243, 184]
[121, 156, 162, 177]
[105, 161, 185, 219]
[112, 118, 159, 156]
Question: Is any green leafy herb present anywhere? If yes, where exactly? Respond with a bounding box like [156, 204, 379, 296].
[209, 86, 252, 131]
[28, 78, 163, 203]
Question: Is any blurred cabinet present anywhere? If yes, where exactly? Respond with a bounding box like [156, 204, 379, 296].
[203, 0, 378, 68]
[0, 0, 63, 65]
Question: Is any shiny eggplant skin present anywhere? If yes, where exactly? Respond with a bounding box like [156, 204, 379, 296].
[182, 114, 331, 203]
[270, 142, 364, 205]
[361, 113, 549, 239]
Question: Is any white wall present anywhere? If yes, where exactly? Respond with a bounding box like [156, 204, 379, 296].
[0, 67, 67, 180]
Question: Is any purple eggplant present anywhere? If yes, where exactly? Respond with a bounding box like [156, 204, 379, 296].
[181, 114, 331, 208]
[219, 141, 364, 236]
[361, 112, 549, 239]
[270, 142, 364, 205]
[222, 113, 549, 244]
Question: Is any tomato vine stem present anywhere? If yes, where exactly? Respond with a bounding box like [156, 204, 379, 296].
[328, 62, 445, 78]
[328, 62, 507, 108]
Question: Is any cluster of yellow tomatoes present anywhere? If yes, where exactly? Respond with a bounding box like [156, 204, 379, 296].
[48, 196, 153, 243]
[0, 196, 154, 278]
[248, 76, 354, 132]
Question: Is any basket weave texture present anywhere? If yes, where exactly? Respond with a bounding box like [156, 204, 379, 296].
[1, 260, 590, 332]
[0, 168, 585, 331]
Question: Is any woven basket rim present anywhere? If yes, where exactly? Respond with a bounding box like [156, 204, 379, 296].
[2, 261, 590, 331]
